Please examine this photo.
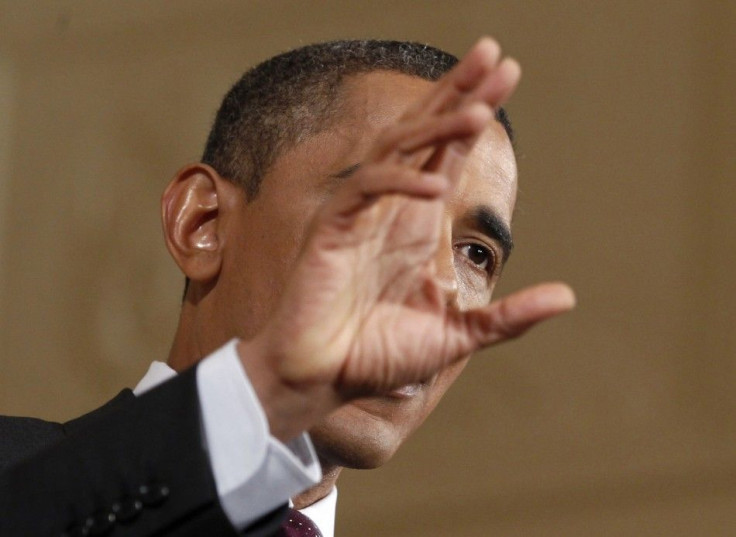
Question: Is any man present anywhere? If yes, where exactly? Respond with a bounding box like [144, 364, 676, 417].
[0, 38, 574, 536]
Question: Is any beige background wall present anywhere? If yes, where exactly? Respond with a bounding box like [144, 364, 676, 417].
[1, 2, 734, 536]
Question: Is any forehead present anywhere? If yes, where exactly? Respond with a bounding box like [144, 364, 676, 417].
[460, 120, 518, 222]
[333, 71, 517, 218]
[260, 71, 517, 223]
[263, 72, 432, 186]
[337, 71, 434, 128]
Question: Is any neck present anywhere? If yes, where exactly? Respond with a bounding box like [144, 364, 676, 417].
[167, 323, 197, 372]
[167, 297, 212, 372]
[292, 465, 342, 510]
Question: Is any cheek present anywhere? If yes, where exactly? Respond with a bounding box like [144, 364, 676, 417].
[421, 357, 470, 418]
[235, 207, 314, 285]
[455, 266, 493, 310]
[435, 357, 470, 390]
[218, 227, 296, 335]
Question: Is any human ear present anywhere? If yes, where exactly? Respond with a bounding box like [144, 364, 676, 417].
[161, 163, 232, 283]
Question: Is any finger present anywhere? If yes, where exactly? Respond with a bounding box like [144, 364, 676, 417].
[469, 57, 522, 108]
[369, 102, 493, 166]
[324, 164, 448, 219]
[447, 37, 503, 93]
[402, 37, 502, 120]
[422, 60, 521, 178]
[418, 60, 520, 181]
[461, 282, 576, 348]
[421, 140, 472, 183]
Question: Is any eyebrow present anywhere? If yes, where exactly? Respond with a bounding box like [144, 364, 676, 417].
[473, 206, 514, 262]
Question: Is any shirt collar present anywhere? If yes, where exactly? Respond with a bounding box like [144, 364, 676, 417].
[296, 487, 337, 537]
[133, 361, 177, 395]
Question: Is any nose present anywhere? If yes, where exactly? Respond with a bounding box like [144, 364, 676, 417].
[434, 222, 459, 308]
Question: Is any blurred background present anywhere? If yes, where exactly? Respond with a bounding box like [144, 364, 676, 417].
[0, 2, 734, 536]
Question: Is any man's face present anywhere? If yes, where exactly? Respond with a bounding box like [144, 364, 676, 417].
[214, 71, 517, 469]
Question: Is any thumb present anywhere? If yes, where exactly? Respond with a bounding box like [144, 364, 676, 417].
[463, 282, 576, 348]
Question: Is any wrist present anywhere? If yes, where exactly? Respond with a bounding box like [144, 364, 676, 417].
[236, 336, 340, 443]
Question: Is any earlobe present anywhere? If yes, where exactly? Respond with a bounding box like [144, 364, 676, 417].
[161, 163, 227, 283]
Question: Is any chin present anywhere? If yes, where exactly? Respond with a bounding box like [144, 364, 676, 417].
[308, 405, 408, 470]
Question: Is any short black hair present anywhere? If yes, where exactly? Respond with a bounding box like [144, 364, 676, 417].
[201, 39, 514, 199]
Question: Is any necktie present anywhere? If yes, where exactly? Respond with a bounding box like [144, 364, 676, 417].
[278, 508, 324, 536]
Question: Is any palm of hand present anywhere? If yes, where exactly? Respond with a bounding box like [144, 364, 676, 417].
[276, 190, 467, 397]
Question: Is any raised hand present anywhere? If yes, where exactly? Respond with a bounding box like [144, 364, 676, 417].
[241, 38, 575, 437]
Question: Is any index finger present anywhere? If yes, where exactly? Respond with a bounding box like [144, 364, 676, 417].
[401, 37, 503, 120]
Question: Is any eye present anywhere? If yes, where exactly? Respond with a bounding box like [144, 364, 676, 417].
[457, 243, 495, 272]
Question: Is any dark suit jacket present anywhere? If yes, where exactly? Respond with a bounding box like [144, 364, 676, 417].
[0, 366, 288, 537]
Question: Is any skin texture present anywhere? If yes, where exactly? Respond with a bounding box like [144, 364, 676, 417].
[301, 73, 517, 470]
[162, 38, 575, 509]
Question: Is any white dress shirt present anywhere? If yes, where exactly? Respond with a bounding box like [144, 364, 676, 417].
[133, 339, 336, 537]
